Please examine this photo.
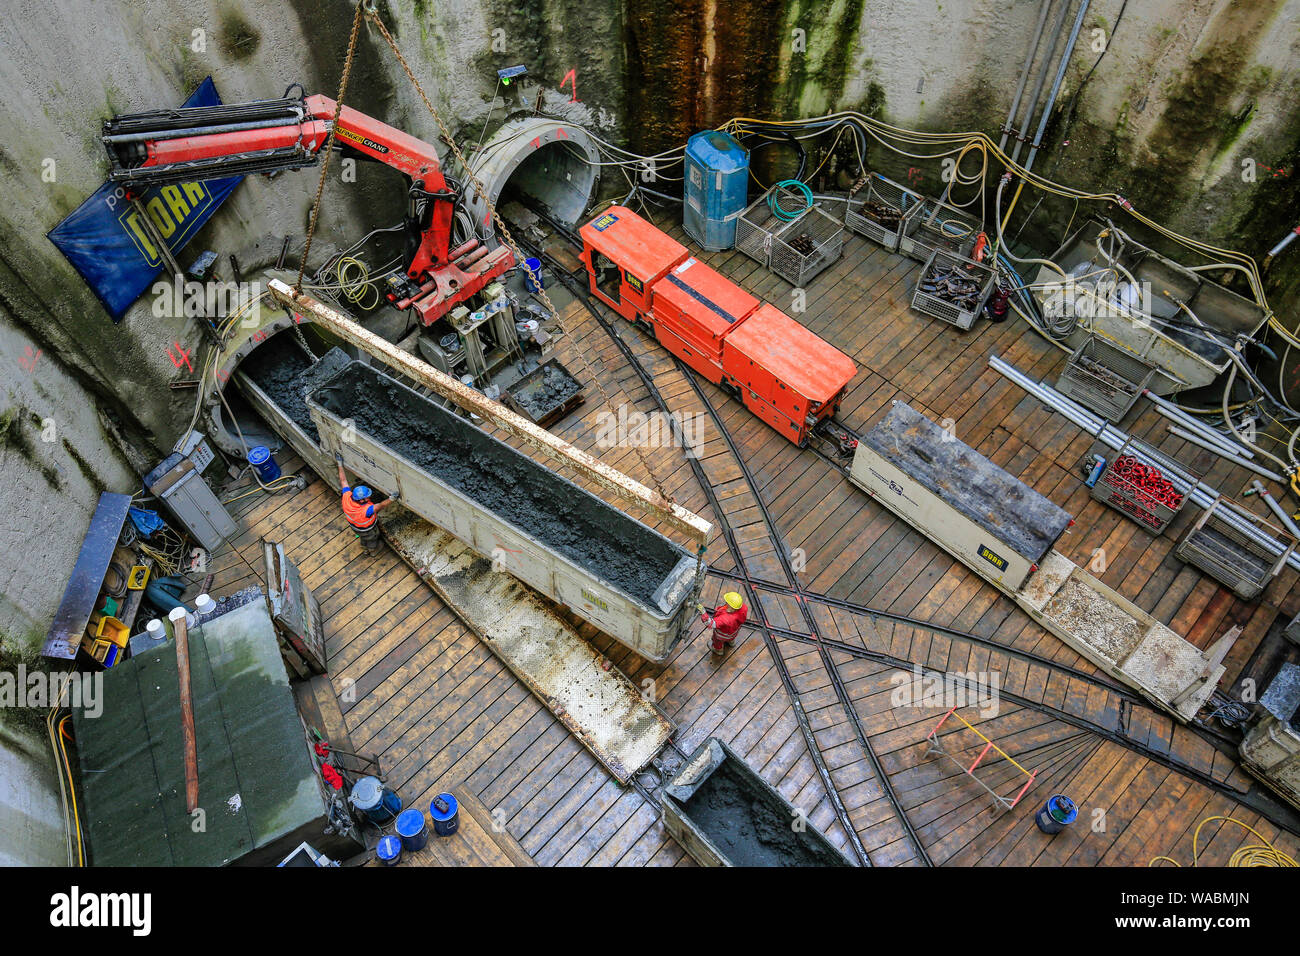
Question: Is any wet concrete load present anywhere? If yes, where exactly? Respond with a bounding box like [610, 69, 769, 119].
[241, 338, 353, 444]
[310, 361, 685, 607]
[679, 761, 848, 867]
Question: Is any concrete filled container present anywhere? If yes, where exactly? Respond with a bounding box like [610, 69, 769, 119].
[305, 360, 703, 659]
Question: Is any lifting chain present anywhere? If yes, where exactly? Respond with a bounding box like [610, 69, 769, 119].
[362, 5, 677, 509]
[293, 0, 365, 299]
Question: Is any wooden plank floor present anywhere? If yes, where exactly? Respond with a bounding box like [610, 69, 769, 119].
[204, 222, 1300, 866]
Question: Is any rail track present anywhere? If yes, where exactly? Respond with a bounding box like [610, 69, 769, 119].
[505, 212, 1300, 844]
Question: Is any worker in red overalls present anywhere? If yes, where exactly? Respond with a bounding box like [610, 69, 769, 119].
[701, 591, 748, 656]
[336, 454, 399, 552]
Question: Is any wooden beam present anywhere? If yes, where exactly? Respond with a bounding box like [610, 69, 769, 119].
[168, 607, 200, 813]
[266, 278, 712, 546]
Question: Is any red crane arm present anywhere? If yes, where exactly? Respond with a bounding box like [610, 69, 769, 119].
[107, 91, 512, 323]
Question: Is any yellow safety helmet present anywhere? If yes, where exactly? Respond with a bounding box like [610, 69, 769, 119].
[723, 592, 744, 610]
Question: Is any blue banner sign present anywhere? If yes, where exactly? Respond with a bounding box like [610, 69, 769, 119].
[47, 77, 244, 322]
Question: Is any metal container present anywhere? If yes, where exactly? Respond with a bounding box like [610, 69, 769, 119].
[1175, 497, 1296, 600]
[735, 190, 844, 286]
[395, 808, 429, 851]
[306, 360, 703, 660]
[349, 776, 402, 825]
[430, 793, 459, 837]
[898, 195, 983, 262]
[683, 129, 750, 251]
[911, 248, 998, 331]
[849, 401, 1073, 591]
[843, 173, 923, 250]
[262, 539, 327, 676]
[502, 358, 584, 428]
[1030, 219, 1268, 394]
[1056, 334, 1157, 422]
[1238, 664, 1300, 812]
[660, 738, 855, 867]
[143, 452, 237, 551]
[1090, 438, 1197, 536]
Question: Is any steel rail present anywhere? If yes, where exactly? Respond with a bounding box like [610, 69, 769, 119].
[515, 231, 874, 866]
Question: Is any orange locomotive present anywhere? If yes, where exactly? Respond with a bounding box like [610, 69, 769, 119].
[579, 206, 857, 446]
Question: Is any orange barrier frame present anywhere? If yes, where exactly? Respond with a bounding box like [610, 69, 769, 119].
[924, 706, 1037, 813]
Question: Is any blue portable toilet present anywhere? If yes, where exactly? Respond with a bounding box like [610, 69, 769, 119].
[683, 130, 750, 251]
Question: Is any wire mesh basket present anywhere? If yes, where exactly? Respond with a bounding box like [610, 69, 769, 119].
[1057, 335, 1158, 422]
[898, 196, 984, 262]
[1175, 497, 1296, 600]
[844, 173, 923, 251]
[910, 248, 997, 330]
[1090, 437, 1199, 535]
[735, 189, 845, 286]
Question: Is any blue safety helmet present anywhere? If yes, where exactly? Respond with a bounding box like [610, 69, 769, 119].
[351, 486, 372, 501]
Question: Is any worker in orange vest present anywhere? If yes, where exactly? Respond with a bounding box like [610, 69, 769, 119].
[701, 591, 748, 656]
[336, 454, 399, 552]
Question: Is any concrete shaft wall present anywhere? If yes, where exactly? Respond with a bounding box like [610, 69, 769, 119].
[0, 0, 1297, 863]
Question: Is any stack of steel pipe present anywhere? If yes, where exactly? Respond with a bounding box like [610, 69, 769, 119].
[988, 354, 1300, 573]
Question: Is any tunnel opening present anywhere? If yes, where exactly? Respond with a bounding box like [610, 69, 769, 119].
[464, 117, 601, 243]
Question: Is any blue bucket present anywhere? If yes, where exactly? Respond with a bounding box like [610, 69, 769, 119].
[523, 257, 544, 293]
[247, 445, 281, 482]
[375, 834, 402, 865]
[1035, 794, 1078, 834]
[430, 793, 459, 837]
[395, 808, 429, 852]
[350, 776, 402, 825]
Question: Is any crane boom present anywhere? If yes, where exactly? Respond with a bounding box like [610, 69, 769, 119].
[102, 91, 513, 323]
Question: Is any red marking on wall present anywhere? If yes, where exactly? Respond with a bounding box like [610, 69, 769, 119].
[167, 341, 193, 372]
[560, 69, 579, 103]
[18, 346, 40, 374]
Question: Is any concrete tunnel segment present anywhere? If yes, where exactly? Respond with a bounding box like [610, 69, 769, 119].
[462, 116, 602, 242]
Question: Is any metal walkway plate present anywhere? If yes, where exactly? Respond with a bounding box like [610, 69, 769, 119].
[384, 510, 674, 784]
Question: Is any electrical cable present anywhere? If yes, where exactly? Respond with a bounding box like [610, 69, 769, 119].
[1150, 815, 1296, 867]
[56, 715, 84, 867]
[48, 708, 74, 867]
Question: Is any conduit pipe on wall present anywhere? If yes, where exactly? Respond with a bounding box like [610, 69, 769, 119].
[1025, 0, 1092, 172]
[1010, 0, 1071, 165]
[999, 0, 1055, 153]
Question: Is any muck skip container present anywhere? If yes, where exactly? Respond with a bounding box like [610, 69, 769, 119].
[306, 360, 703, 660]
[661, 737, 856, 867]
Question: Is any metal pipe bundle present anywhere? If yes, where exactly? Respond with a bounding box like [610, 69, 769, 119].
[988, 354, 1300, 572]
[1166, 426, 1280, 482]
[1144, 388, 1255, 460]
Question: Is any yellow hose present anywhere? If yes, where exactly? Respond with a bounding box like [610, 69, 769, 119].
[1150, 815, 1296, 867]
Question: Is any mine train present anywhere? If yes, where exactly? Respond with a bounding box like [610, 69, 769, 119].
[579, 206, 858, 446]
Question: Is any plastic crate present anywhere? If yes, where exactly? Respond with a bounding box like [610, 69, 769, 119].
[1175, 497, 1295, 600]
[1057, 335, 1158, 422]
[898, 196, 983, 262]
[735, 190, 844, 286]
[910, 248, 997, 330]
[1090, 438, 1198, 535]
[844, 173, 923, 251]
